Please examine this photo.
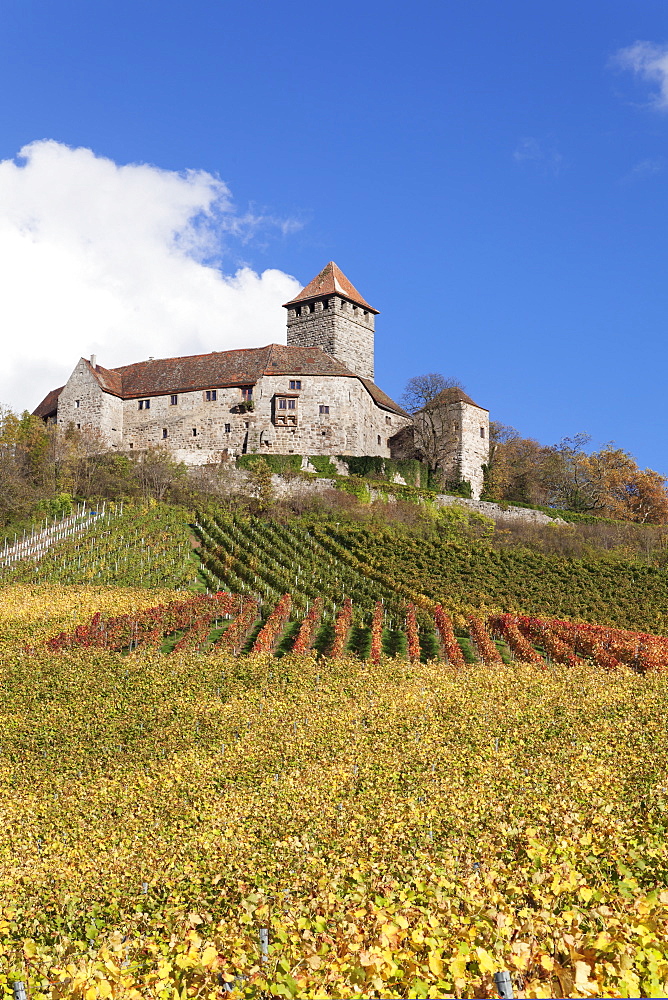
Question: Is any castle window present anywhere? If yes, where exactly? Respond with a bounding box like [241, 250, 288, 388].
[162, 428, 168, 439]
[274, 395, 298, 426]
[296, 306, 302, 317]
[205, 389, 217, 402]
[319, 405, 329, 414]
[480, 426, 485, 438]
[76, 423, 81, 430]
[138, 399, 150, 410]
[377, 435, 381, 445]
[241, 386, 253, 401]
[289, 380, 302, 390]
[75, 399, 80, 408]
[323, 299, 329, 310]
[385, 415, 392, 424]
[192, 428, 197, 437]
[225, 423, 231, 433]
[308, 303, 315, 313]
[129, 443, 133, 449]
[170, 394, 178, 405]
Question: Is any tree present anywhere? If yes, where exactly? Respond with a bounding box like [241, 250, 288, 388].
[400, 373, 466, 478]
[246, 457, 275, 515]
[482, 423, 555, 506]
[132, 448, 188, 502]
[581, 446, 668, 524]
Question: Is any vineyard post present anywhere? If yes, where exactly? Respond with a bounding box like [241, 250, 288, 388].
[12, 983, 27, 1000]
[493, 970, 514, 998]
[259, 927, 269, 962]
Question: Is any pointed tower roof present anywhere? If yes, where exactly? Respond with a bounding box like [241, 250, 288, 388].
[283, 262, 379, 313]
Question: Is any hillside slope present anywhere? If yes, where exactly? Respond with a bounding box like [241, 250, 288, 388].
[196, 512, 668, 635]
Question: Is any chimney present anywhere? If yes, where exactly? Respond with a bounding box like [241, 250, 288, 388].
[90, 354, 97, 368]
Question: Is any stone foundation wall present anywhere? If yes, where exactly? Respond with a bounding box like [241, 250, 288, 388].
[222, 469, 565, 527]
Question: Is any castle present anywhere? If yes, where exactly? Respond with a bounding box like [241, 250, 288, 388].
[33, 262, 490, 496]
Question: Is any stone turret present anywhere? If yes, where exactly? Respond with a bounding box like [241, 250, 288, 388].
[283, 262, 377, 380]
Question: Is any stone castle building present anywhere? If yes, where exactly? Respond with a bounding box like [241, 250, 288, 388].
[34, 261, 490, 496]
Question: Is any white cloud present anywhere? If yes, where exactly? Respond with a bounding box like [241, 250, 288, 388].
[512, 136, 564, 175]
[630, 156, 664, 177]
[615, 41, 668, 110]
[0, 140, 302, 412]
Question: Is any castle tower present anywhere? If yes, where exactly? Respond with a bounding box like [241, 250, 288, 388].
[283, 262, 378, 380]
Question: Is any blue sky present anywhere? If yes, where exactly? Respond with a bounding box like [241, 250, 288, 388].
[1, 0, 668, 471]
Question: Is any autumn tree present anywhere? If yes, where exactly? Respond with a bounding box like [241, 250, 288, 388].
[581, 446, 668, 524]
[482, 423, 556, 506]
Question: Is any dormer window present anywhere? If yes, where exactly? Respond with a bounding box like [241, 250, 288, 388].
[138, 399, 150, 410]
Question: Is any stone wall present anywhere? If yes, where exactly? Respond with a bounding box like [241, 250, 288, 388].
[432, 493, 565, 526]
[243, 471, 566, 526]
[58, 359, 123, 449]
[456, 401, 489, 500]
[111, 373, 410, 462]
[286, 296, 375, 379]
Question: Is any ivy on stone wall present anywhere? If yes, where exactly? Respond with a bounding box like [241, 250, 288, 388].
[236, 454, 303, 475]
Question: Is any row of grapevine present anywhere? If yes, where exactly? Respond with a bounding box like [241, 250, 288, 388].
[41, 592, 668, 670]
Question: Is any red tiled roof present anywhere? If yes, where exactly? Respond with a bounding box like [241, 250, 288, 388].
[359, 378, 411, 417]
[283, 262, 378, 313]
[112, 344, 357, 397]
[90, 361, 123, 396]
[33, 344, 409, 420]
[429, 387, 488, 412]
[33, 386, 63, 418]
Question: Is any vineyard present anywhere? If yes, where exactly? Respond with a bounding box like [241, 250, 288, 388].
[1, 587, 668, 997]
[0, 504, 196, 589]
[3, 503, 668, 996]
[3, 503, 668, 637]
[195, 511, 668, 635]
